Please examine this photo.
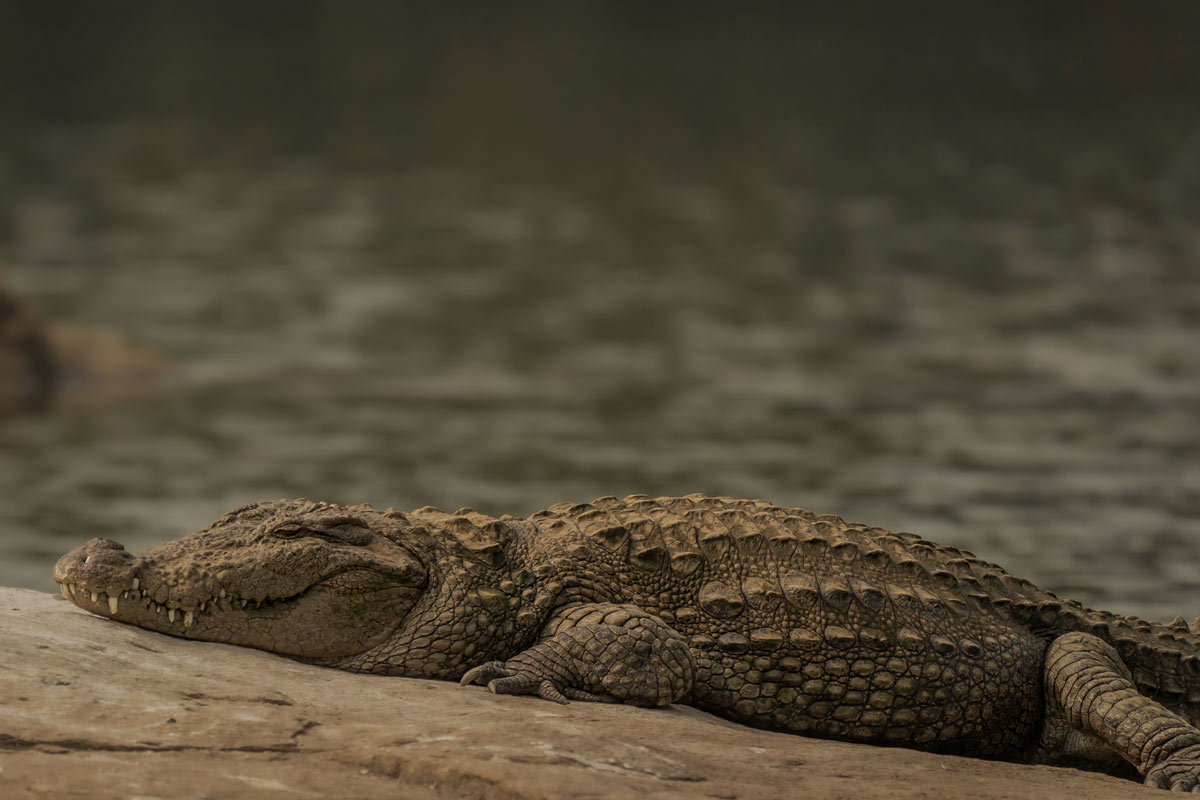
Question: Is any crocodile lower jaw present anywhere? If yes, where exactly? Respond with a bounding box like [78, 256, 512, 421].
[57, 569, 419, 659]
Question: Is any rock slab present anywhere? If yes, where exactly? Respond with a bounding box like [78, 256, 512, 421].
[0, 588, 1159, 799]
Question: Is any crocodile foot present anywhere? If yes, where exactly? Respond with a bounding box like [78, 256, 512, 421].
[1144, 747, 1200, 792]
[460, 604, 695, 708]
[459, 660, 592, 704]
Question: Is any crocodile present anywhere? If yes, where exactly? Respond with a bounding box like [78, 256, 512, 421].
[0, 282, 55, 411]
[52, 494, 1200, 790]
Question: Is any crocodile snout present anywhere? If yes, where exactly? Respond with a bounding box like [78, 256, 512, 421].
[53, 538, 142, 612]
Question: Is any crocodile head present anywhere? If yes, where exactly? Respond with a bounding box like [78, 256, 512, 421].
[53, 499, 430, 661]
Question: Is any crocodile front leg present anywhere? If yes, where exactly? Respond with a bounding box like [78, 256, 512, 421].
[460, 603, 695, 707]
[1041, 631, 1200, 790]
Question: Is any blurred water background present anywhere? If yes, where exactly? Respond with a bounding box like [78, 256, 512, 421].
[1, 2, 1198, 621]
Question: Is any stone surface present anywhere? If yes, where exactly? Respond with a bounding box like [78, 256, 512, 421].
[0, 588, 1157, 799]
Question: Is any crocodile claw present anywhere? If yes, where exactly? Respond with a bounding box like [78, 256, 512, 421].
[459, 661, 570, 704]
[460, 661, 510, 687]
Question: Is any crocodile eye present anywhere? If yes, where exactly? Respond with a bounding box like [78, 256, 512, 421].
[271, 523, 307, 539]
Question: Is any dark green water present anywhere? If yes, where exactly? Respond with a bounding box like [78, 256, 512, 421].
[1, 3, 1198, 621]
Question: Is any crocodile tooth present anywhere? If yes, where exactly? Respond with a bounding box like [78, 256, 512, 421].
[59, 583, 70, 600]
[184, 610, 194, 627]
[108, 596, 119, 615]
[131, 578, 139, 591]
[91, 592, 99, 603]
[199, 601, 206, 612]
[168, 608, 176, 623]
[241, 599, 248, 608]
[219, 589, 226, 599]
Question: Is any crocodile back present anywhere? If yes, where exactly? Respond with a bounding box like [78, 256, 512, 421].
[522, 494, 1050, 756]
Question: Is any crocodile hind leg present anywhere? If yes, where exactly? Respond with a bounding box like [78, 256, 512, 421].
[460, 603, 695, 707]
[1040, 631, 1200, 790]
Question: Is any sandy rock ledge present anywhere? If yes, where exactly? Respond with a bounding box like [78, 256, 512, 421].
[0, 587, 1158, 799]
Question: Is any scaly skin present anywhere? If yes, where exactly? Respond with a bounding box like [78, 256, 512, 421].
[53, 494, 1200, 790]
